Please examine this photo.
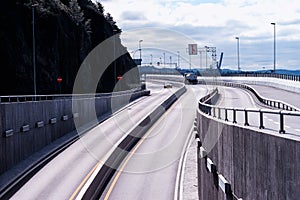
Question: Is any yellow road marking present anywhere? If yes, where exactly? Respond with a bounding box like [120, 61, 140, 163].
[69, 163, 100, 200]
[69, 91, 185, 200]
[103, 93, 184, 200]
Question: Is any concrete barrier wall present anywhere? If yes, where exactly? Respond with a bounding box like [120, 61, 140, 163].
[196, 111, 300, 200]
[0, 90, 149, 175]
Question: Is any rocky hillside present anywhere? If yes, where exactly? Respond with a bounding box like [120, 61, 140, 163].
[0, 0, 139, 95]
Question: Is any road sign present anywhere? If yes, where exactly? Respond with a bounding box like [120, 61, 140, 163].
[188, 44, 198, 55]
[57, 76, 62, 83]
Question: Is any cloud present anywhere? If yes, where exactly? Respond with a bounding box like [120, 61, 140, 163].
[98, 0, 300, 70]
[121, 11, 147, 21]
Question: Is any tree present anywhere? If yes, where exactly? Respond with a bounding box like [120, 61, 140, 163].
[105, 13, 121, 33]
[96, 2, 104, 14]
[69, 0, 84, 25]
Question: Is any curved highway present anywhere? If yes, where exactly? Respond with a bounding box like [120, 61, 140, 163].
[10, 81, 182, 200]
[100, 85, 210, 200]
[247, 84, 300, 109]
[216, 86, 300, 136]
[9, 81, 300, 200]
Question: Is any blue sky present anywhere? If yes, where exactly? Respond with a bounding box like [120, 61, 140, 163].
[96, 0, 300, 71]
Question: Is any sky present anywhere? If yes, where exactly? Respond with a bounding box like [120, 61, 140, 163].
[95, 0, 300, 71]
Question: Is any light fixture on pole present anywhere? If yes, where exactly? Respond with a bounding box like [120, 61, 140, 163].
[271, 22, 276, 73]
[32, 0, 38, 97]
[235, 37, 240, 71]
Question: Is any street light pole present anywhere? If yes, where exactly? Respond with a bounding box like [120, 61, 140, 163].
[235, 37, 240, 71]
[177, 51, 180, 68]
[113, 29, 117, 85]
[163, 52, 165, 66]
[271, 23, 276, 73]
[205, 46, 208, 69]
[170, 56, 172, 68]
[139, 39, 143, 65]
[150, 54, 153, 65]
[32, 1, 38, 97]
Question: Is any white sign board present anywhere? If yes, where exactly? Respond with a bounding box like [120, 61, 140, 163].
[188, 44, 198, 55]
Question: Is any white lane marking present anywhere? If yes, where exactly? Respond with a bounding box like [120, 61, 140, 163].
[243, 89, 257, 106]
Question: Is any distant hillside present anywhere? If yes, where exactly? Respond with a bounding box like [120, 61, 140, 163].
[0, 0, 139, 95]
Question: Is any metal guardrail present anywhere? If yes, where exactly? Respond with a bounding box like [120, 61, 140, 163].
[198, 80, 299, 111]
[222, 73, 300, 82]
[0, 87, 144, 103]
[198, 89, 300, 134]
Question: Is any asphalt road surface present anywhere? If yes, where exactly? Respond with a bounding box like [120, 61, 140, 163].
[100, 85, 211, 200]
[10, 81, 181, 200]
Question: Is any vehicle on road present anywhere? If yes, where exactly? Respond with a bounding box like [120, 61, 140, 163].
[184, 73, 198, 84]
[163, 82, 173, 88]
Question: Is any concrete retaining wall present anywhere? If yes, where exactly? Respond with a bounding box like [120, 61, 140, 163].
[197, 111, 300, 200]
[0, 90, 149, 175]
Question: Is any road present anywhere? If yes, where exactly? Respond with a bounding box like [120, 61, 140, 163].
[10, 81, 181, 200]
[100, 85, 211, 200]
[217, 86, 300, 136]
[10, 82, 300, 200]
[247, 84, 300, 109]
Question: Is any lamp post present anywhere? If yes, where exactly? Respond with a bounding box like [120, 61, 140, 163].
[271, 23, 276, 73]
[113, 29, 118, 85]
[32, 1, 38, 97]
[204, 46, 208, 69]
[177, 51, 180, 68]
[170, 56, 172, 68]
[235, 37, 240, 71]
[163, 52, 165, 66]
[150, 54, 153, 65]
[139, 39, 143, 65]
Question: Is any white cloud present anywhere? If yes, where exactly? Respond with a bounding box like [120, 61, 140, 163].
[95, 0, 300, 70]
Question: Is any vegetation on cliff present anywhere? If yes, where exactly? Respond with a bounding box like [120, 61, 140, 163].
[0, 0, 139, 95]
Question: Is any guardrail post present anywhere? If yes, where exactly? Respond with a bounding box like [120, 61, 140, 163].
[244, 109, 249, 126]
[279, 112, 286, 134]
[233, 109, 237, 124]
[213, 107, 216, 118]
[218, 108, 221, 119]
[208, 106, 211, 116]
[259, 110, 264, 129]
[225, 109, 228, 121]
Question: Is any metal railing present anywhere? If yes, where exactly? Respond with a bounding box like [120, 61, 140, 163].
[221, 72, 300, 82]
[198, 80, 299, 111]
[0, 87, 144, 103]
[198, 89, 300, 134]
